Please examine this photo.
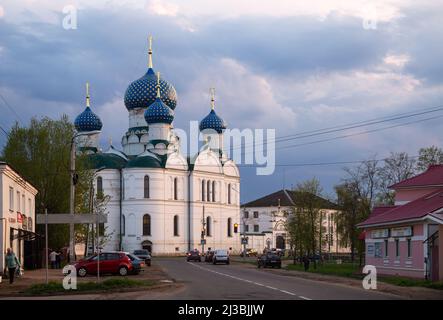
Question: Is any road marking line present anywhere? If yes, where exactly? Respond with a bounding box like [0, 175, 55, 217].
[188, 262, 306, 298]
[279, 290, 296, 296]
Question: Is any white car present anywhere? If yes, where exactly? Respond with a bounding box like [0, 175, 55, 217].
[213, 249, 230, 265]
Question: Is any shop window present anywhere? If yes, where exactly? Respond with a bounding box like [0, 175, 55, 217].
[407, 238, 412, 258]
[384, 240, 389, 257]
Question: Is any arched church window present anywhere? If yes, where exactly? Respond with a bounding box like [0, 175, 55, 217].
[143, 214, 151, 236]
[227, 217, 232, 237]
[228, 183, 231, 204]
[97, 176, 103, 199]
[174, 178, 178, 200]
[121, 215, 125, 236]
[212, 181, 216, 202]
[173, 215, 179, 236]
[207, 180, 211, 202]
[202, 180, 205, 201]
[144, 175, 150, 199]
[206, 216, 212, 237]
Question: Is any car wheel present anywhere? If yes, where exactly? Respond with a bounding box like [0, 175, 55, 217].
[227, 261, 230, 265]
[118, 266, 128, 276]
[77, 267, 87, 277]
[147, 261, 151, 267]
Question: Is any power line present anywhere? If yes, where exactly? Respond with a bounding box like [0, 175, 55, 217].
[275, 106, 443, 143]
[0, 125, 8, 138]
[231, 105, 443, 152]
[0, 92, 24, 125]
[274, 113, 443, 152]
[235, 155, 421, 168]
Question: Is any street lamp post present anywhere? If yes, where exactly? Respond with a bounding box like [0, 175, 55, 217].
[68, 130, 101, 263]
[201, 205, 206, 253]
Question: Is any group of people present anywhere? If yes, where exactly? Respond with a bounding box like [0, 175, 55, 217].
[3, 248, 21, 284]
[49, 249, 64, 269]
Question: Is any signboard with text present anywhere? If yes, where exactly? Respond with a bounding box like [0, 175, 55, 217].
[371, 229, 389, 239]
[391, 226, 413, 237]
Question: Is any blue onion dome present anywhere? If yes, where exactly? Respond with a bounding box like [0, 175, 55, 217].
[199, 109, 227, 134]
[74, 106, 103, 132]
[144, 97, 174, 124]
[124, 68, 177, 111]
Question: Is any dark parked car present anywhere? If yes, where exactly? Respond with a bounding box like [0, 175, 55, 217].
[257, 253, 282, 268]
[125, 253, 146, 274]
[74, 252, 137, 277]
[133, 249, 152, 266]
[187, 250, 201, 262]
[204, 250, 214, 262]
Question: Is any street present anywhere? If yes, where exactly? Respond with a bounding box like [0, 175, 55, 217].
[155, 257, 401, 300]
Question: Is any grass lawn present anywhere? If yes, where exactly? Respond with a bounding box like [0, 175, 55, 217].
[25, 278, 155, 296]
[379, 276, 443, 290]
[286, 262, 362, 278]
[285, 262, 443, 290]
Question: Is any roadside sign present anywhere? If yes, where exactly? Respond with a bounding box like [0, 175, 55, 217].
[241, 237, 248, 245]
[200, 239, 206, 245]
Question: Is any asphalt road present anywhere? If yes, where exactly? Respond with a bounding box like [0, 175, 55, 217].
[155, 257, 401, 300]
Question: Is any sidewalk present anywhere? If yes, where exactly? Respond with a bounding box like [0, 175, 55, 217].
[0, 264, 175, 297]
[232, 257, 443, 300]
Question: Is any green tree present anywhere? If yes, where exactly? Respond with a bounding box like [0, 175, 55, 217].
[2, 116, 91, 249]
[334, 182, 370, 264]
[288, 178, 324, 268]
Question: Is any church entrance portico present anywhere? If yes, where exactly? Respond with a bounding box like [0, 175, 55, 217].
[142, 240, 152, 254]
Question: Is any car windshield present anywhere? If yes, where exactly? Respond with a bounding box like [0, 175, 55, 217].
[216, 250, 228, 255]
[126, 253, 140, 261]
[134, 250, 148, 255]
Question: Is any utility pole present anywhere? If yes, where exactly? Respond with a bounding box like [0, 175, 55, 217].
[45, 208, 48, 284]
[242, 207, 246, 260]
[201, 205, 206, 253]
[69, 138, 76, 263]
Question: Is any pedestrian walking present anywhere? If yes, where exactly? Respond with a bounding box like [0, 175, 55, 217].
[49, 250, 58, 269]
[55, 250, 61, 269]
[303, 255, 310, 271]
[4, 248, 21, 284]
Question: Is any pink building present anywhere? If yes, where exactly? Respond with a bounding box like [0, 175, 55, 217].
[358, 165, 443, 281]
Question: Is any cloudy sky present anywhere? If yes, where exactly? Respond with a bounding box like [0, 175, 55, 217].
[1, 0, 443, 202]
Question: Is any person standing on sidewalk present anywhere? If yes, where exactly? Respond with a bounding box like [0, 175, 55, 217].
[49, 250, 58, 269]
[4, 248, 21, 284]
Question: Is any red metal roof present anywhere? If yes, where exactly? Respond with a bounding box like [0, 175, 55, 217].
[358, 190, 443, 227]
[390, 165, 443, 189]
[371, 206, 398, 216]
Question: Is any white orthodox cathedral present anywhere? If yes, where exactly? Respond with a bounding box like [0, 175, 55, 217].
[73, 38, 241, 255]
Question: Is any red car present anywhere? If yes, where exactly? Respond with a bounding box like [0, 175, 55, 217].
[74, 252, 137, 277]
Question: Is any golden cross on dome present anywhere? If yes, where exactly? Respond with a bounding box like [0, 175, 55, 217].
[86, 82, 90, 107]
[156, 72, 161, 98]
[148, 35, 153, 68]
[210, 87, 215, 110]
